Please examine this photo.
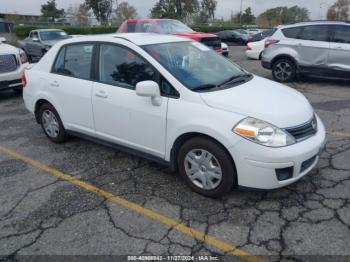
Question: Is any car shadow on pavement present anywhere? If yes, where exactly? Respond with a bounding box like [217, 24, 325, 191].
[0, 90, 22, 101]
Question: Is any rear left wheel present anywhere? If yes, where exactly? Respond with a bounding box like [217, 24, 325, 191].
[39, 103, 67, 143]
[177, 137, 236, 198]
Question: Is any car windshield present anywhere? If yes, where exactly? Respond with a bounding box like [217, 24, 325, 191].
[142, 41, 249, 91]
[40, 31, 68, 41]
[156, 20, 194, 34]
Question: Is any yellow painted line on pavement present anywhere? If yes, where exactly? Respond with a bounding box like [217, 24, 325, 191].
[0, 145, 265, 262]
[326, 131, 350, 138]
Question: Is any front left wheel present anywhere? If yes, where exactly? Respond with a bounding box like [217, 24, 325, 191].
[39, 103, 67, 143]
[177, 137, 236, 198]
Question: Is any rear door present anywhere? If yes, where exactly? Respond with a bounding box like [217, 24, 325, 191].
[295, 25, 331, 73]
[328, 24, 350, 78]
[50, 42, 95, 136]
[27, 31, 41, 57]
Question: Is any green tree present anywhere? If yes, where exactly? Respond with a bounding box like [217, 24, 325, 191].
[85, 0, 113, 25]
[115, 2, 138, 24]
[257, 6, 309, 27]
[41, 0, 65, 22]
[150, 0, 200, 22]
[327, 0, 349, 20]
[77, 3, 91, 26]
[240, 7, 255, 24]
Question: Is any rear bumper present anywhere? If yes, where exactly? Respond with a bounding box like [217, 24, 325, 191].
[246, 50, 260, 60]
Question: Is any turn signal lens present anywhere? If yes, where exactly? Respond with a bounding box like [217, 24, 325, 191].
[234, 127, 256, 137]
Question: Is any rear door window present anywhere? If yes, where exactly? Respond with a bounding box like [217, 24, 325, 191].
[30, 31, 39, 39]
[298, 25, 330, 42]
[282, 27, 302, 39]
[52, 43, 94, 80]
[332, 25, 350, 44]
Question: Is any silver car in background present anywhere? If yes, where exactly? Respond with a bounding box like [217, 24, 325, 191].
[261, 21, 350, 82]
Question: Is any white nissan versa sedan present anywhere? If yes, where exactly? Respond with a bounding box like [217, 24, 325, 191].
[23, 33, 326, 197]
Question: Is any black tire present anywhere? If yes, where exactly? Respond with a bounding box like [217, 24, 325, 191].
[177, 137, 236, 198]
[272, 58, 296, 82]
[39, 103, 67, 143]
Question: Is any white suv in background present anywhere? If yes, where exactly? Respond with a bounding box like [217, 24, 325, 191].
[0, 38, 28, 93]
[23, 33, 325, 197]
[262, 21, 350, 82]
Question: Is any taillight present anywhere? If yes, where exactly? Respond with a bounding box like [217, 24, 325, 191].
[22, 72, 27, 88]
[20, 52, 28, 64]
[265, 39, 279, 48]
[246, 45, 252, 51]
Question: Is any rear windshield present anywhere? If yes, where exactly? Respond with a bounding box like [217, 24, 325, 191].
[132, 20, 193, 34]
[40, 30, 68, 41]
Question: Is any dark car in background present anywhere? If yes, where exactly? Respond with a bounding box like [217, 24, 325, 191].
[248, 28, 277, 42]
[18, 29, 69, 62]
[216, 30, 249, 45]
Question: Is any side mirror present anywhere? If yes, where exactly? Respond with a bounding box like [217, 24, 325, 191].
[32, 37, 40, 42]
[136, 80, 162, 106]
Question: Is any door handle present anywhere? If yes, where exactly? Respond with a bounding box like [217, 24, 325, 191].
[336, 46, 343, 49]
[50, 81, 59, 87]
[95, 91, 108, 98]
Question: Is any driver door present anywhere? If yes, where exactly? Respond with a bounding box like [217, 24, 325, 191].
[27, 31, 42, 57]
[92, 43, 169, 158]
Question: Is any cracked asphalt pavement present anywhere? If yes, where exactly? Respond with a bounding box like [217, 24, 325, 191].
[0, 45, 349, 261]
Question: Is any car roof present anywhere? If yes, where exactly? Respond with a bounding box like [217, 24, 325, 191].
[59, 33, 191, 46]
[32, 29, 65, 32]
[280, 20, 350, 29]
[125, 18, 175, 23]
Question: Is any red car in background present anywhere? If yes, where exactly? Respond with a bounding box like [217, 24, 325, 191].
[117, 19, 222, 54]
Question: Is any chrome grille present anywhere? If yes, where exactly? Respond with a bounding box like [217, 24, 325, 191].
[0, 55, 17, 73]
[285, 115, 317, 141]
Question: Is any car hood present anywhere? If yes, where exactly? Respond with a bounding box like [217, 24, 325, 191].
[199, 76, 314, 128]
[41, 39, 63, 46]
[0, 43, 20, 55]
[174, 32, 217, 39]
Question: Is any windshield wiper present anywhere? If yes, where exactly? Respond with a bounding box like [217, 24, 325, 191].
[218, 73, 252, 87]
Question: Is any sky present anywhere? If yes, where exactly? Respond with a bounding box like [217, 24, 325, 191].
[0, 0, 337, 20]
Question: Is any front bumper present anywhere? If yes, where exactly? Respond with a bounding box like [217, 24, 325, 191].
[229, 115, 326, 189]
[0, 63, 28, 90]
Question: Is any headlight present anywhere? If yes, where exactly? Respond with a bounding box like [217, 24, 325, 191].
[233, 117, 296, 147]
[19, 50, 28, 64]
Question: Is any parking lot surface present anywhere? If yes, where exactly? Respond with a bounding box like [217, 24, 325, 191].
[0, 46, 349, 261]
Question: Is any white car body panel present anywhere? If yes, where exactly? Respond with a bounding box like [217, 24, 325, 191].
[23, 33, 326, 190]
[0, 42, 28, 84]
[245, 39, 265, 60]
[200, 76, 313, 128]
